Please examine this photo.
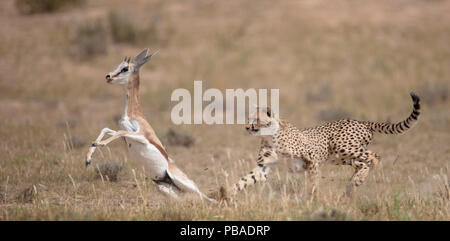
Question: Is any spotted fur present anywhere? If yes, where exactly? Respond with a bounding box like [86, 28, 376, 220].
[222, 92, 421, 199]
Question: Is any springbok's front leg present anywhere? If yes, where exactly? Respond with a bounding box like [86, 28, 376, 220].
[86, 129, 150, 166]
[85, 128, 117, 166]
[92, 130, 146, 146]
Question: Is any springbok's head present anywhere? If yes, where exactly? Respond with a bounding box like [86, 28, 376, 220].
[105, 48, 159, 85]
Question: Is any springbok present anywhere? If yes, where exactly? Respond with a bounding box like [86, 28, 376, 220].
[85, 48, 214, 202]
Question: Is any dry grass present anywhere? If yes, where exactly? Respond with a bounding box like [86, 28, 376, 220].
[0, 0, 449, 220]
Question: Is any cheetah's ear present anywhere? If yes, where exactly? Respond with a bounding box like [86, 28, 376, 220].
[266, 107, 272, 117]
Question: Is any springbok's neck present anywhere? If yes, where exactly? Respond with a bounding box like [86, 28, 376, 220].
[123, 71, 143, 118]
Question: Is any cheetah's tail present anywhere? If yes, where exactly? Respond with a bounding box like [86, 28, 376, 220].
[365, 92, 421, 134]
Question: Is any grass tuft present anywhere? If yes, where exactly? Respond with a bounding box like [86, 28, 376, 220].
[95, 162, 124, 182]
[16, 186, 37, 203]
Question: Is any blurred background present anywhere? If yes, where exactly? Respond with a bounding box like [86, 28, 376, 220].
[0, 0, 448, 220]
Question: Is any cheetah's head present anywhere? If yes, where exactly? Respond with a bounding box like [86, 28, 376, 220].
[245, 107, 279, 136]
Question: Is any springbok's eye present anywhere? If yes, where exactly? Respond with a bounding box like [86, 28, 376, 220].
[121, 67, 129, 73]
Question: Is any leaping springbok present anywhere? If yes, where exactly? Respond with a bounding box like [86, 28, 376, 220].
[85, 48, 214, 202]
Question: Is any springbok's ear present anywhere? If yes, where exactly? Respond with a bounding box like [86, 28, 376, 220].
[134, 48, 159, 70]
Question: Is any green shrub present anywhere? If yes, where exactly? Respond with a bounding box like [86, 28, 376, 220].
[108, 10, 166, 45]
[15, 0, 84, 15]
[305, 85, 332, 103]
[69, 20, 108, 60]
[316, 108, 351, 122]
[108, 11, 137, 44]
[419, 82, 449, 105]
[165, 128, 195, 147]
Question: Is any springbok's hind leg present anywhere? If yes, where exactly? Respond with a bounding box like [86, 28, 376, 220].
[156, 182, 180, 199]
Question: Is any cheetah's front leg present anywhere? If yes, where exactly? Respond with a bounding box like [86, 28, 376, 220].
[287, 157, 320, 197]
[223, 147, 278, 200]
[303, 160, 319, 196]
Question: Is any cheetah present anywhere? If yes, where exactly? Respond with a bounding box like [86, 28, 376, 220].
[216, 92, 421, 200]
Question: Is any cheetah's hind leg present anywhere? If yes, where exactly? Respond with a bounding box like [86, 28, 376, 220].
[340, 148, 380, 197]
[208, 185, 231, 204]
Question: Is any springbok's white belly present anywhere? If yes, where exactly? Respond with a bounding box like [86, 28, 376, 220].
[119, 116, 168, 180]
[125, 138, 168, 181]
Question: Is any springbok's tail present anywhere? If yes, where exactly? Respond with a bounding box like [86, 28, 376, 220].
[364, 92, 421, 134]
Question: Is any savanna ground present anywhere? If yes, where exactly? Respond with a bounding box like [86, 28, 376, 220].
[0, 0, 449, 220]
